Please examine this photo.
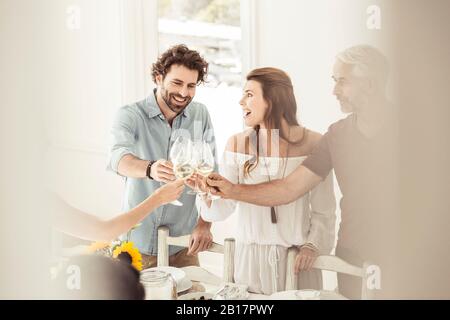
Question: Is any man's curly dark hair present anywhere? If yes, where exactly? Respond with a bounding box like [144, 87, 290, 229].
[151, 44, 208, 84]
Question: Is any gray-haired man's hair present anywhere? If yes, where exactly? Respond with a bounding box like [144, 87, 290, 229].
[336, 45, 389, 91]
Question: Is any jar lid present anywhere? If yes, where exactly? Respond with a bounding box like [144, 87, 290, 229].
[141, 270, 169, 284]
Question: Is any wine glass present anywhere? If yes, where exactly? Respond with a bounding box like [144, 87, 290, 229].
[187, 141, 205, 195]
[197, 142, 220, 200]
[168, 136, 194, 206]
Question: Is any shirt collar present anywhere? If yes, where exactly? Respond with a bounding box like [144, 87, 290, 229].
[145, 89, 191, 119]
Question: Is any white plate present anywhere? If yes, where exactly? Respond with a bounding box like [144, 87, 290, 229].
[269, 290, 297, 300]
[177, 278, 193, 293]
[295, 289, 321, 300]
[142, 266, 186, 284]
[315, 291, 347, 300]
[270, 290, 347, 300]
[178, 292, 213, 300]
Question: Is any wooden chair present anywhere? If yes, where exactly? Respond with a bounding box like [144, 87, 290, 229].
[157, 226, 235, 284]
[285, 246, 374, 299]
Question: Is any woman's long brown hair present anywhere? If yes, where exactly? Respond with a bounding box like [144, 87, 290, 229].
[243, 67, 302, 177]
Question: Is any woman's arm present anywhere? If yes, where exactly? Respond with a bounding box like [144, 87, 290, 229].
[51, 180, 185, 242]
[208, 164, 323, 206]
[208, 132, 332, 206]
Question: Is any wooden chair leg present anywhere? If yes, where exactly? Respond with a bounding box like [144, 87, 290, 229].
[223, 238, 235, 283]
[285, 246, 299, 290]
[157, 226, 169, 267]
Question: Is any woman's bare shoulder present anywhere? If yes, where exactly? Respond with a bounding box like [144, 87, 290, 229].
[225, 129, 254, 154]
[306, 129, 323, 147]
[288, 127, 323, 156]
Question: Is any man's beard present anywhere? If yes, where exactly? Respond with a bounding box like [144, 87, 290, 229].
[340, 94, 369, 114]
[161, 86, 192, 114]
[339, 100, 354, 114]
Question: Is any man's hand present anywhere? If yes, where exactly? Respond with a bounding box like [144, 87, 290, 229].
[150, 159, 175, 183]
[187, 220, 213, 256]
[206, 173, 235, 199]
[294, 244, 319, 274]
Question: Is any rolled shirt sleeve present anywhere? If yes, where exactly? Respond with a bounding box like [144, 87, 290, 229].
[107, 106, 138, 174]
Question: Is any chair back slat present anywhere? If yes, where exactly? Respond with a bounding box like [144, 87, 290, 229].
[313, 255, 364, 277]
[284, 249, 372, 299]
[156, 226, 235, 283]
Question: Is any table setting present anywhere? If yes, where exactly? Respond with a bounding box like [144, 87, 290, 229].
[139, 266, 348, 300]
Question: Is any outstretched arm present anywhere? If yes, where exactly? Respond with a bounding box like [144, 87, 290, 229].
[207, 164, 323, 206]
[51, 180, 185, 242]
[208, 130, 333, 207]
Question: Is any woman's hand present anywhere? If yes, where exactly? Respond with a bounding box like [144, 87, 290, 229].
[294, 244, 319, 274]
[153, 179, 185, 205]
[186, 173, 210, 194]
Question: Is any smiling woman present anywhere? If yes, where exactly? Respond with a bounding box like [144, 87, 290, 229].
[196, 67, 336, 295]
[240, 80, 269, 127]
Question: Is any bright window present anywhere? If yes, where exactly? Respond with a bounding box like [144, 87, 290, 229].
[157, 0, 243, 154]
[157, 0, 244, 274]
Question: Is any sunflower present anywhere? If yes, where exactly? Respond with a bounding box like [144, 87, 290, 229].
[86, 241, 110, 254]
[112, 241, 143, 271]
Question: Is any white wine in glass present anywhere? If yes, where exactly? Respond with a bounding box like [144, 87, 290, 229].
[187, 141, 203, 195]
[200, 141, 220, 200]
[196, 163, 214, 176]
[168, 136, 193, 206]
[193, 162, 213, 196]
[174, 163, 195, 180]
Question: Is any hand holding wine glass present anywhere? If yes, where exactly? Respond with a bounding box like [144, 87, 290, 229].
[169, 136, 194, 206]
[187, 141, 205, 195]
[197, 141, 220, 200]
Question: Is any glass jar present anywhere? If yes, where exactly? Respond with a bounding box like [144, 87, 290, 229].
[140, 270, 177, 300]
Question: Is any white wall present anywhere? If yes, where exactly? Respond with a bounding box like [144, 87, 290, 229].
[42, 0, 157, 218]
[254, 0, 392, 133]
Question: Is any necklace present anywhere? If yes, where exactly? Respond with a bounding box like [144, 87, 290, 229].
[262, 126, 295, 224]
